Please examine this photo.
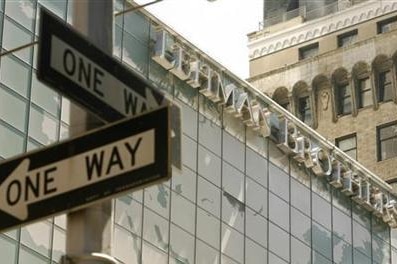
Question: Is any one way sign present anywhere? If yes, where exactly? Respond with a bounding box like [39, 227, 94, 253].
[0, 107, 170, 232]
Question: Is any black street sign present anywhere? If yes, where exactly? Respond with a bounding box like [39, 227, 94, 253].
[37, 8, 167, 123]
[0, 107, 170, 232]
[37, 9, 181, 169]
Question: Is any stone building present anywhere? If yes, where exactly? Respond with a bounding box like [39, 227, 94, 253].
[248, 0, 397, 187]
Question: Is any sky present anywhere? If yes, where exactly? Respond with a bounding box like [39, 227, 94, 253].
[135, 0, 263, 79]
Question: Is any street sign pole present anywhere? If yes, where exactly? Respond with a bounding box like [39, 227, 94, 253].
[65, 1, 114, 263]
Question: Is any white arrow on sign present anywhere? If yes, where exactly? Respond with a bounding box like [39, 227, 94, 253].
[0, 129, 154, 220]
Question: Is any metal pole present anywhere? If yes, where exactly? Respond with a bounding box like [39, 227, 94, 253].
[64, 2, 114, 264]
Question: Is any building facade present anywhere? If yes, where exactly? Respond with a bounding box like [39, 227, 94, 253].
[0, 1, 397, 264]
[249, 0, 397, 187]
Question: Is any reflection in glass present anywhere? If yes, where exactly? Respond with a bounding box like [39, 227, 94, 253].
[19, 246, 47, 264]
[21, 221, 51, 257]
[113, 226, 141, 264]
[0, 55, 30, 97]
[269, 162, 289, 201]
[312, 222, 332, 261]
[269, 192, 289, 231]
[333, 235, 352, 264]
[246, 208, 267, 248]
[223, 131, 244, 171]
[115, 195, 142, 235]
[312, 193, 331, 230]
[29, 106, 58, 145]
[291, 236, 311, 264]
[171, 166, 196, 202]
[52, 226, 66, 262]
[269, 222, 290, 262]
[198, 145, 221, 187]
[144, 184, 169, 217]
[198, 176, 220, 217]
[222, 162, 244, 202]
[291, 207, 311, 245]
[222, 191, 244, 232]
[5, 0, 35, 31]
[245, 238, 267, 264]
[291, 178, 311, 216]
[221, 225, 244, 263]
[171, 192, 195, 234]
[0, 236, 17, 263]
[198, 115, 221, 155]
[196, 207, 220, 249]
[246, 177, 267, 217]
[196, 239, 219, 264]
[0, 86, 27, 132]
[246, 147, 268, 187]
[142, 240, 167, 264]
[143, 208, 169, 251]
[169, 224, 194, 264]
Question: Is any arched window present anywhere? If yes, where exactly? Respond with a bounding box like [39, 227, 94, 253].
[373, 55, 394, 104]
[272, 87, 290, 111]
[292, 81, 313, 126]
[332, 68, 351, 116]
[352, 62, 372, 110]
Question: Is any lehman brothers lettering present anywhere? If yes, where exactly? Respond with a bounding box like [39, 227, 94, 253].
[152, 28, 397, 228]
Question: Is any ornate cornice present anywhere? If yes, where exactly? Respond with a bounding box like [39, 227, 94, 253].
[248, 1, 397, 60]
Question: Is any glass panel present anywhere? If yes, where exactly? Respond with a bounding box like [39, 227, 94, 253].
[198, 115, 221, 155]
[337, 84, 352, 115]
[269, 252, 288, 264]
[372, 235, 390, 264]
[142, 240, 168, 264]
[221, 224, 243, 263]
[21, 221, 51, 257]
[222, 191, 244, 232]
[353, 248, 371, 264]
[333, 207, 352, 243]
[223, 131, 244, 172]
[297, 96, 312, 125]
[196, 207, 220, 249]
[378, 71, 393, 102]
[0, 55, 30, 97]
[246, 147, 268, 187]
[245, 238, 267, 264]
[2, 17, 32, 63]
[269, 222, 290, 262]
[333, 235, 352, 264]
[312, 222, 332, 260]
[291, 178, 311, 216]
[0, 123, 24, 158]
[222, 162, 244, 202]
[197, 176, 220, 218]
[198, 145, 221, 187]
[291, 207, 311, 246]
[0, 236, 17, 263]
[123, 11, 150, 44]
[246, 207, 267, 248]
[372, 214, 390, 242]
[143, 208, 169, 251]
[115, 195, 142, 235]
[114, 24, 122, 59]
[28, 106, 58, 145]
[246, 177, 267, 217]
[312, 250, 332, 264]
[269, 192, 289, 231]
[31, 73, 60, 116]
[114, 226, 141, 264]
[269, 162, 289, 201]
[171, 166, 196, 202]
[122, 31, 149, 76]
[357, 78, 372, 108]
[180, 102, 197, 139]
[19, 247, 47, 264]
[0, 86, 27, 131]
[353, 221, 371, 258]
[312, 193, 331, 230]
[52, 227, 65, 262]
[169, 224, 194, 264]
[291, 236, 311, 264]
[144, 184, 170, 218]
[338, 30, 357, 47]
[171, 192, 195, 234]
[299, 43, 319, 59]
[332, 187, 352, 215]
[196, 239, 219, 264]
[60, 97, 71, 125]
[182, 135, 197, 171]
[4, 0, 35, 31]
[38, 0, 67, 19]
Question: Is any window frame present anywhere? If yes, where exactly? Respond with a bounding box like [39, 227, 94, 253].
[336, 133, 357, 160]
[337, 29, 358, 48]
[299, 43, 319, 60]
[356, 77, 372, 109]
[336, 83, 352, 116]
[377, 121, 397, 161]
[377, 70, 393, 103]
[377, 16, 397, 34]
[297, 95, 312, 125]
